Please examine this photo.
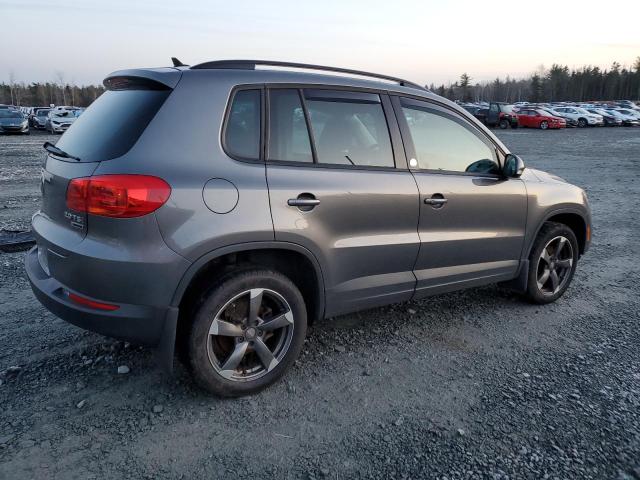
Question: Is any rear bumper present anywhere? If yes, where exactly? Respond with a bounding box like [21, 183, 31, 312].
[26, 246, 173, 346]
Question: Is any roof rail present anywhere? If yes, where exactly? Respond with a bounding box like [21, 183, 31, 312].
[190, 60, 427, 91]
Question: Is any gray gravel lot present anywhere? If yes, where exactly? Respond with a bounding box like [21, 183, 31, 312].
[0, 127, 639, 479]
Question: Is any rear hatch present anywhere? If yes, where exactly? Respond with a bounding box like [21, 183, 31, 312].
[39, 73, 174, 241]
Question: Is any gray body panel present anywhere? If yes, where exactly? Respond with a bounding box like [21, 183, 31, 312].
[266, 165, 420, 317]
[411, 173, 526, 296]
[26, 65, 592, 353]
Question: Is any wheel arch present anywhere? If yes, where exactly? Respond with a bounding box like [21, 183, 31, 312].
[171, 242, 326, 325]
[528, 209, 588, 258]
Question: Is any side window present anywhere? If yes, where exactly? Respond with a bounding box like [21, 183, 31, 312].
[401, 105, 498, 174]
[490, 103, 499, 112]
[268, 89, 313, 163]
[304, 91, 394, 167]
[224, 89, 261, 160]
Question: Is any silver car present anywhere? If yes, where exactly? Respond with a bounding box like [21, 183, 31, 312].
[26, 60, 592, 396]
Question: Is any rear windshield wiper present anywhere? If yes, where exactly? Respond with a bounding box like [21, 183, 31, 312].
[43, 142, 81, 161]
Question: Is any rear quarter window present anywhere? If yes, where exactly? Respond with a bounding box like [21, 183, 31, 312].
[55, 88, 170, 162]
[224, 89, 261, 160]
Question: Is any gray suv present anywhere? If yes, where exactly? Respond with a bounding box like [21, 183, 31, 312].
[26, 60, 591, 396]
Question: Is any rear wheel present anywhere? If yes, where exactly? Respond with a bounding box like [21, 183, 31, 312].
[540, 121, 548, 130]
[526, 222, 579, 304]
[188, 269, 307, 397]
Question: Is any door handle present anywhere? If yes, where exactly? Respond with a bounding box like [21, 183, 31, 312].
[424, 195, 448, 208]
[288, 194, 320, 211]
[287, 198, 320, 207]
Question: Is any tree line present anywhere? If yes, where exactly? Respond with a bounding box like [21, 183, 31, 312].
[432, 59, 640, 104]
[0, 79, 104, 108]
[2, 58, 639, 108]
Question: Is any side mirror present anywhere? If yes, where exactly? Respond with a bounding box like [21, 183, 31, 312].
[503, 154, 525, 178]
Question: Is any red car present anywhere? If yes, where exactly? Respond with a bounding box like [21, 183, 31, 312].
[516, 109, 566, 129]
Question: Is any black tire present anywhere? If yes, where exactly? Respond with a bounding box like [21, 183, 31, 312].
[525, 222, 579, 304]
[577, 118, 588, 128]
[540, 121, 548, 130]
[499, 119, 509, 129]
[188, 268, 307, 397]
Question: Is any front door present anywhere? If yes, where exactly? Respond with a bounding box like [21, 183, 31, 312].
[393, 97, 527, 297]
[266, 88, 421, 316]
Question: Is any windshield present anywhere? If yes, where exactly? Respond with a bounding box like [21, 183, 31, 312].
[37, 110, 50, 116]
[0, 110, 22, 119]
[575, 108, 590, 114]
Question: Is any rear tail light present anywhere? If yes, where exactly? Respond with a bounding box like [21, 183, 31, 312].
[66, 175, 171, 218]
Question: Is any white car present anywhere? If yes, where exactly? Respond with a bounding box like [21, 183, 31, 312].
[605, 109, 639, 126]
[46, 108, 78, 134]
[614, 108, 640, 120]
[551, 106, 603, 127]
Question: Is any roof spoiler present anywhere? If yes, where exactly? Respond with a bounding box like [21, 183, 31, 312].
[103, 68, 182, 90]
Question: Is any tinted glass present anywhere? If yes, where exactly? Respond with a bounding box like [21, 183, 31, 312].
[268, 89, 312, 163]
[56, 89, 170, 162]
[305, 94, 394, 167]
[225, 89, 261, 160]
[402, 106, 497, 174]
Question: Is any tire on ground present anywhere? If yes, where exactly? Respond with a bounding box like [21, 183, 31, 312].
[525, 221, 579, 304]
[187, 268, 307, 397]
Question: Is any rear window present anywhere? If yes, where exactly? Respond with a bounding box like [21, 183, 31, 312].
[55, 87, 170, 162]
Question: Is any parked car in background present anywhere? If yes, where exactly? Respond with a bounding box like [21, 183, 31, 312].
[585, 108, 621, 127]
[551, 106, 603, 127]
[485, 102, 518, 129]
[614, 108, 640, 121]
[516, 108, 566, 129]
[539, 107, 578, 127]
[615, 100, 640, 110]
[606, 109, 640, 126]
[0, 109, 29, 135]
[46, 108, 78, 134]
[463, 105, 490, 124]
[31, 108, 51, 129]
[28, 107, 50, 126]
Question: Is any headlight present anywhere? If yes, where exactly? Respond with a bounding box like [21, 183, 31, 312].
[21, 120, 28, 127]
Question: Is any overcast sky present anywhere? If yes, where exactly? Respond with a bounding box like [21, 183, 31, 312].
[1, 0, 639, 86]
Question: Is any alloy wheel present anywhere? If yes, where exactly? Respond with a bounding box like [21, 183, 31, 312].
[206, 288, 294, 382]
[536, 235, 574, 296]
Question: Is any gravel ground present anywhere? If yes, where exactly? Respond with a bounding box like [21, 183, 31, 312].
[0, 127, 639, 479]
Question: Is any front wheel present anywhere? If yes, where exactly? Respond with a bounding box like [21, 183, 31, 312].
[499, 119, 509, 129]
[188, 269, 307, 397]
[577, 118, 588, 128]
[540, 121, 548, 130]
[525, 222, 579, 304]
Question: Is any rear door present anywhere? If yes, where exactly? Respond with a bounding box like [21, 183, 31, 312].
[487, 103, 500, 126]
[393, 96, 527, 297]
[266, 87, 420, 317]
